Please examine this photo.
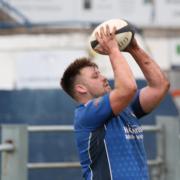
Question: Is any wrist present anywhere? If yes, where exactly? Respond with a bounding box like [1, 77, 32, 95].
[109, 47, 120, 55]
[128, 46, 142, 55]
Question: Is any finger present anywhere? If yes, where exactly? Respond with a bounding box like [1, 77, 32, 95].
[94, 46, 106, 54]
[95, 31, 101, 42]
[100, 27, 105, 38]
[106, 25, 110, 36]
[95, 31, 99, 39]
[112, 26, 116, 37]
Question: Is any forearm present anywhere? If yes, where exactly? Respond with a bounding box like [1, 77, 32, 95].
[109, 48, 137, 93]
[94, 25, 137, 97]
[124, 38, 170, 113]
[130, 47, 169, 90]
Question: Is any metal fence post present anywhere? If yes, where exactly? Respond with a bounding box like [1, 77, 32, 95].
[1, 125, 28, 180]
[157, 116, 180, 180]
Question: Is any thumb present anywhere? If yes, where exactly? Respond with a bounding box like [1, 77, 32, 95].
[94, 46, 108, 55]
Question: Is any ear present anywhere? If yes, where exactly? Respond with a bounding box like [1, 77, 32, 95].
[75, 84, 88, 94]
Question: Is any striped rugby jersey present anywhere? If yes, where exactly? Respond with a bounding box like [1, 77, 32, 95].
[74, 90, 149, 180]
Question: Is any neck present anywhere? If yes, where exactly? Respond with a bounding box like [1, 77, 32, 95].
[76, 94, 93, 105]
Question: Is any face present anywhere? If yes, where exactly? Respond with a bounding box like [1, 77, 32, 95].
[76, 66, 111, 98]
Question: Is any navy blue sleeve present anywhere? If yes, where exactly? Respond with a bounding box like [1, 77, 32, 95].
[77, 93, 113, 130]
[130, 89, 148, 119]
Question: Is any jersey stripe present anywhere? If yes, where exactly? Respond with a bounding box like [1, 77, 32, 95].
[104, 125, 113, 180]
[89, 126, 111, 180]
[88, 132, 93, 180]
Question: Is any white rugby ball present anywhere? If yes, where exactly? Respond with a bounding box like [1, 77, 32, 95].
[89, 19, 135, 54]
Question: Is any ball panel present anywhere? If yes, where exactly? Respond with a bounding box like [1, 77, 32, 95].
[89, 18, 135, 54]
[116, 32, 133, 50]
[90, 19, 128, 42]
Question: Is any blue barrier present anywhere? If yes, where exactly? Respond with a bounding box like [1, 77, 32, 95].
[0, 80, 179, 180]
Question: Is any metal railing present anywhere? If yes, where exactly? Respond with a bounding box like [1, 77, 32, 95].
[28, 125, 74, 132]
[28, 124, 162, 133]
[27, 162, 80, 169]
[26, 125, 163, 169]
[0, 142, 15, 152]
[0, 125, 28, 180]
[1, 118, 180, 180]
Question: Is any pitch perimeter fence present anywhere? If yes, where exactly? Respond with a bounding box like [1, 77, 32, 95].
[0, 116, 180, 180]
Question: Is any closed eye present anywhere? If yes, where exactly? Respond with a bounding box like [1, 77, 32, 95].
[91, 71, 100, 79]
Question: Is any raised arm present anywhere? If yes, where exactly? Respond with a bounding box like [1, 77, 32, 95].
[126, 38, 170, 113]
[95, 26, 137, 115]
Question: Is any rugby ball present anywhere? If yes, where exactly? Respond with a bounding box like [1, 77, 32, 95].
[89, 19, 135, 54]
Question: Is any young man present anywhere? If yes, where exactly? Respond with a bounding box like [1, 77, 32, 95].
[60, 26, 170, 180]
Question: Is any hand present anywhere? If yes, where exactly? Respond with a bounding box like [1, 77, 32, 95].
[95, 25, 119, 55]
[124, 37, 140, 53]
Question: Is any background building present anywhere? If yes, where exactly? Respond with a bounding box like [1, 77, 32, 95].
[0, 0, 180, 180]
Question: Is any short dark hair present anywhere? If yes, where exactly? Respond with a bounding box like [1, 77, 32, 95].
[60, 57, 98, 98]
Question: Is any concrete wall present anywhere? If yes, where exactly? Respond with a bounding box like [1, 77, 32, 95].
[0, 33, 179, 90]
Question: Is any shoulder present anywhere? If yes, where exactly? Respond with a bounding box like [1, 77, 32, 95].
[74, 93, 113, 130]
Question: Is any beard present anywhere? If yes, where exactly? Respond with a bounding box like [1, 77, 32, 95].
[89, 85, 111, 98]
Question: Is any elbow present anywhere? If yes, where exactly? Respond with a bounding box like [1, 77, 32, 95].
[159, 78, 170, 95]
[163, 79, 170, 93]
[124, 83, 137, 100]
[115, 81, 137, 102]
[129, 83, 138, 97]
